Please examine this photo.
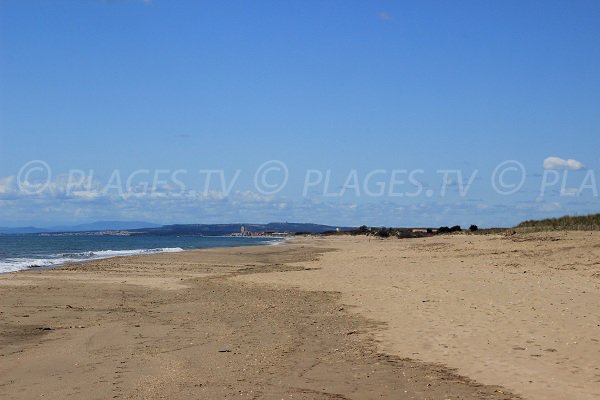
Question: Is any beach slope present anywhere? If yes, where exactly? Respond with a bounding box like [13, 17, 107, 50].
[0, 241, 521, 399]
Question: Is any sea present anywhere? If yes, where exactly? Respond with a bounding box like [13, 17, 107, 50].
[0, 234, 283, 274]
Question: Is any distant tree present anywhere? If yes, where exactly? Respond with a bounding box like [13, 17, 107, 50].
[438, 226, 461, 234]
[358, 225, 369, 233]
[376, 227, 390, 238]
[469, 224, 478, 232]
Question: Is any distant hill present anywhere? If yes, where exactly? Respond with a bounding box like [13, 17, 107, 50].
[0, 221, 351, 235]
[0, 221, 160, 234]
[516, 213, 600, 230]
[0, 226, 52, 234]
[132, 222, 352, 236]
[49, 221, 161, 232]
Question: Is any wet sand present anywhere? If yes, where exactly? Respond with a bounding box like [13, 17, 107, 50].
[0, 240, 520, 399]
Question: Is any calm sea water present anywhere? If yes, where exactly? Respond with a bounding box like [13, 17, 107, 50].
[0, 235, 282, 274]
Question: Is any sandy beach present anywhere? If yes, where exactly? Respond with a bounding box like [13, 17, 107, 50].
[239, 232, 600, 400]
[1, 233, 598, 399]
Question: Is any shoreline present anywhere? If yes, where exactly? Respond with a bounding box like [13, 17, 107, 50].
[0, 236, 519, 399]
[0, 235, 287, 275]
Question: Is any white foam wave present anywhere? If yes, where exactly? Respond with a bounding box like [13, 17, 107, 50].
[0, 247, 184, 274]
[265, 239, 286, 246]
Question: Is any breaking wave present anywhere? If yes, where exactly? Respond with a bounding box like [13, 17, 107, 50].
[0, 247, 184, 273]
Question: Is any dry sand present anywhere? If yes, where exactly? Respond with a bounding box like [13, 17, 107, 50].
[0, 232, 597, 399]
[238, 232, 600, 400]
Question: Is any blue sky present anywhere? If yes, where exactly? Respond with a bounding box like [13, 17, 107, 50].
[0, 0, 599, 227]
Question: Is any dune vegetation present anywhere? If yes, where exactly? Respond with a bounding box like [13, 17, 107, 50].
[516, 213, 600, 231]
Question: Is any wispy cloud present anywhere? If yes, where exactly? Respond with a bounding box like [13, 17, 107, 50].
[0, 187, 595, 228]
[377, 11, 392, 21]
[543, 156, 584, 171]
[0, 169, 597, 227]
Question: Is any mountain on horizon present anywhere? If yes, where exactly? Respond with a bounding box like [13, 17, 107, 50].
[132, 222, 352, 236]
[0, 226, 53, 234]
[50, 220, 161, 232]
[0, 221, 349, 235]
[0, 221, 161, 234]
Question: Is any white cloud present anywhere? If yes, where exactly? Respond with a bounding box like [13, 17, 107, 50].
[71, 190, 101, 200]
[232, 191, 273, 203]
[0, 176, 15, 194]
[543, 156, 584, 171]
